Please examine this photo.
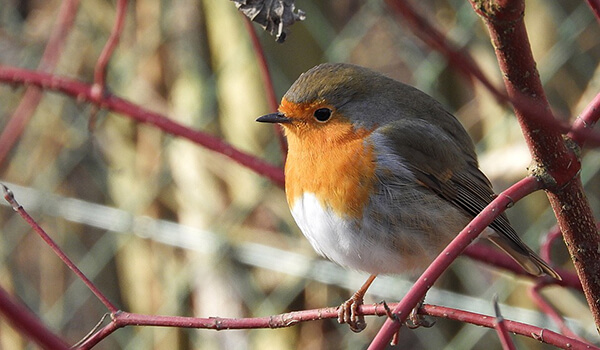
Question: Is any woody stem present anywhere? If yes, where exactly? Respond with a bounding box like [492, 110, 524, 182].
[469, 0, 600, 334]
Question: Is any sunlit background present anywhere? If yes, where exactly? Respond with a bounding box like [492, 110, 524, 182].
[0, 0, 599, 349]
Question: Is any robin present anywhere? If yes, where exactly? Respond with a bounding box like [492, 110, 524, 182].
[257, 63, 560, 332]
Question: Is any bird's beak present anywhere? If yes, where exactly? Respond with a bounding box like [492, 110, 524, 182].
[256, 112, 292, 124]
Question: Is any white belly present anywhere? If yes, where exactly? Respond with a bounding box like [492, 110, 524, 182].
[290, 192, 419, 275]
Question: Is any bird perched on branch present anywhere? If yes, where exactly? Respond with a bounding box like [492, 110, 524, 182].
[257, 63, 559, 332]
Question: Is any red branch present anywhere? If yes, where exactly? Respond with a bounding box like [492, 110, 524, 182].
[75, 302, 597, 350]
[469, 0, 600, 334]
[422, 304, 595, 350]
[242, 16, 288, 159]
[492, 296, 516, 350]
[92, 0, 127, 99]
[385, 0, 506, 101]
[540, 225, 563, 263]
[0, 0, 80, 166]
[0, 286, 70, 350]
[569, 91, 600, 147]
[0, 66, 285, 186]
[384, 0, 600, 149]
[368, 176, 541, 348]
[2, 185, 118, 313]
[587, 0, 600, 24]
[529, 282, 586, 341]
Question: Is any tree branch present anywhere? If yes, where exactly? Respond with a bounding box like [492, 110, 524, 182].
[75, 302, 597, 350]
[0, 285, 70, 350]
[92, 0, 127, 99]
[469, 0, 600, 334]
[2, 184, 118, 313]
[0, 66, 285, 186]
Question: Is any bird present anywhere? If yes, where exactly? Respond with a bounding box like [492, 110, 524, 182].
[256, 63, 560, 332]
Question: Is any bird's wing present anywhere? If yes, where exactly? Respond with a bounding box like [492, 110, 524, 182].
[376, 118, 559, 278]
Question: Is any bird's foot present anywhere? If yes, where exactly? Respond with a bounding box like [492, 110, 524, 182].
[381, 299, 435, 329]
[338, 293, 367, 333]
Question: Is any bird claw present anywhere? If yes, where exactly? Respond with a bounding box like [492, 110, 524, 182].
[338, 294, 367, 332]
[406, 300, 435, 329]
[405, 305, 435, 329]
[381, 300, 435, 329]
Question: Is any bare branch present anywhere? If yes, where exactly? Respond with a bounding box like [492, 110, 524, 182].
[0, 286, 70, 350]
[0, 66, 285, 187]
[1, 184, 118, 313]
[92, 0, 128, 100]
[492, 295, 516, 350]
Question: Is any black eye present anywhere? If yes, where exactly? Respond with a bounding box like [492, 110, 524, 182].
[313, 108, 332, 122]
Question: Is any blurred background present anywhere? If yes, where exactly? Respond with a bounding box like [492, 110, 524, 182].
[0, 0, 599, 349]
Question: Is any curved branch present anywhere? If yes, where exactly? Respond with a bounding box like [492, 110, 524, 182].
[569, 91, 600, 147]
[92, 0, 127, 98]
[529, 282, 587, 341]
[0, 66, 285, 187]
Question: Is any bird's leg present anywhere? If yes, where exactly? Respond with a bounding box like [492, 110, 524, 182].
[338, 274, 377, 332]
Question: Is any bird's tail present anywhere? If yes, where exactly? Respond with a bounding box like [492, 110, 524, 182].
[487, 235, 561, 280]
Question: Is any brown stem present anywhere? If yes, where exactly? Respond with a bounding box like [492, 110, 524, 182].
[469, 0, 600, 334]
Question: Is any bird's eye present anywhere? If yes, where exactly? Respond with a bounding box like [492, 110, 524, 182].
[313, 108, 332, 122]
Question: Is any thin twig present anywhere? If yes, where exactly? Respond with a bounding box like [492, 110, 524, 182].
[421, 304, 595, 350]
[492, 295, 516, 350]
[92, 0, 128, 100]
[569, 91, 600, 147]
[1, 184, 118, 313]
[242, 15, 288, 160]
[529, 282, 588, 342]
[540, 225, 563, 263]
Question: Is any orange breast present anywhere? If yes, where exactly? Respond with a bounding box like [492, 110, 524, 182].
[284, 118, 377, 219]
